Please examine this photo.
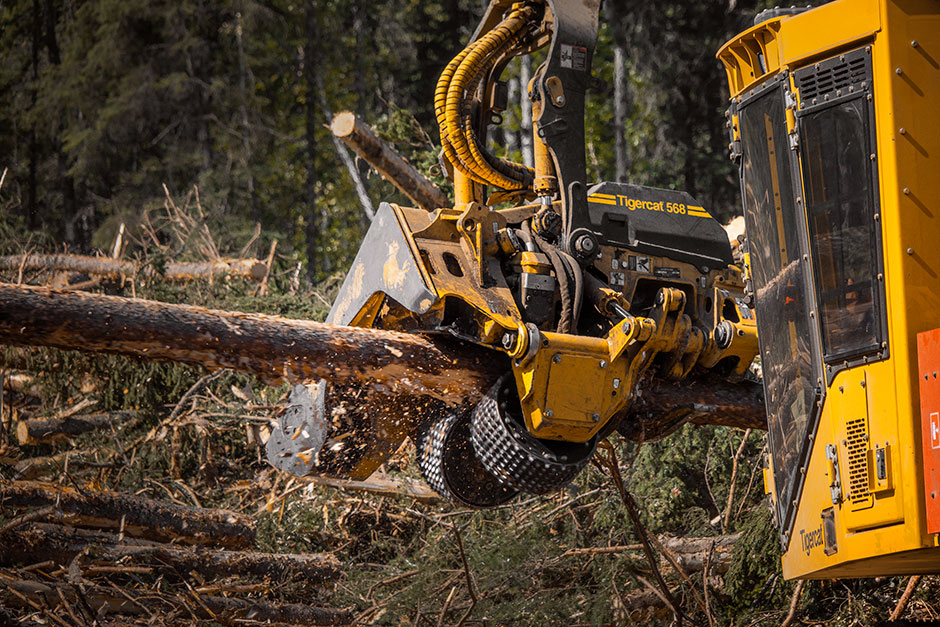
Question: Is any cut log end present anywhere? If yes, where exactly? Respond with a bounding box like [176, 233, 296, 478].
[330, 111, 357, 138]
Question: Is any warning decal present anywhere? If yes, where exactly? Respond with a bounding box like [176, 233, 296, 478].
[628, 255, 651, 274]
[932, 412, 940, 450]
[560, 44, 587, 71]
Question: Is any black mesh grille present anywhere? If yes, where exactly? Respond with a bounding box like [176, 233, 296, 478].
[846, 416, 871, 505]
[795, 47, 870, 107]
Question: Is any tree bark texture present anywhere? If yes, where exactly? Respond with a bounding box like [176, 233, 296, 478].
[0, 481, 254, 548]
[0, 284, 765, 448]
[565, 532, 739, 575]
[16, 411, 134, 444]
[619, 373, 767, 442]
[0, 283, 505, 405]
[0, 522, 339, 583]
[0, 573, 351, 626]
[0, 254, 267, 282]
[331, 111, 450, 211]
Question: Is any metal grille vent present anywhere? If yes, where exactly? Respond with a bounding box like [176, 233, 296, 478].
[796, 49, 869, 105]
[845, 417, 871, 503]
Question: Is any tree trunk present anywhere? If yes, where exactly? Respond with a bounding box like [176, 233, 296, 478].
[0, 480, 255, 548]
[331, 111, 449, 211]
[625, 373, 768, 440]
[613, 44, 629, 182]
[16, 411, 135, 444]
[0, 283, 504, 404]
[304, 0, 319, 284]
[0, 522, 339, 583]
[519, 55, 534, 168]
[0, 254, 268, 282]
[0, 283, 765, 442]
[0, 573, 351, 626]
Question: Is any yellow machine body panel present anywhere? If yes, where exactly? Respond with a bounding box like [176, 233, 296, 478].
[721, 0, 940, 578]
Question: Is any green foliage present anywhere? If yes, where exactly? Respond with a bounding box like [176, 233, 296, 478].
[725, 507, 788, 621]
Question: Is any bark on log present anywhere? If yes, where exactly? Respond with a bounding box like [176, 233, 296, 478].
[0, 282, 765, 473]
[0, 481, 254, 548]
[618, 373, 766, 441]
[0, 573, 351, 625]
[16, 411, 135, 444]
[331, 111, 449, 211]
[0, 254, 268, 282]
[564, 532, 739, 575]
[0, 523, 339, 583]
[0, 283, 503, 406]
[300, 472, 441, 504]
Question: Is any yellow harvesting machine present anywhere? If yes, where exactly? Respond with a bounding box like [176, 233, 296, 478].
[718, 0, 940, 578]
[267, 0, 940, 580]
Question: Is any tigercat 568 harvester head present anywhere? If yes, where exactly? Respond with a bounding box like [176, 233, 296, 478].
[268, 0, 940, 581]
[270, 0, 758, 506]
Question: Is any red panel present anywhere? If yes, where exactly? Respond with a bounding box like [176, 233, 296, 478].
[916, 329, 940, 534]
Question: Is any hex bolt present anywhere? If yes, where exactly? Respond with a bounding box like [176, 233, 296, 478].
[592, 413, 601, 422]
[552, 354, 562, 363]
[899, 127, 907, 135]
[896, 67, 904, 75]
[545, 409, 554, 418]
[575, 234, 597, 255]
[502, 333, 515, 349]
[907, 247, 914, 255]
[599, 360, 607, 369]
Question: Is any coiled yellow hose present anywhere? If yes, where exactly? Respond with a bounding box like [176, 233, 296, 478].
[435, 4, 537, 191]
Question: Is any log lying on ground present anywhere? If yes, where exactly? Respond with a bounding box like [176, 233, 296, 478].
[0, 481, 254, 548]
[564, 532, 739, 575]
[301, 472, 441, 504]
[16, 411, 135, 444]
[0, 283, 765, 448]
[331, 111, 449, 211]
[0, 282, 505, 405]
[0, 523, 339, 583]
[0, 254, 267, 282]
[12, 452, 103, 480]
[0, 572, 351, 626]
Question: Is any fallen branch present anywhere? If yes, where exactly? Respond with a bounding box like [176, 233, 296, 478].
[889, 575, 921, 621]
[781, 580, 805, 627]
[0, 481, 254, 548]
[0, 572, 351, 626]
[16, 411, 136, 444]
[331, 111, 449, 212]
[301, 472, 441, 504]
[561, 533, 739, 574]
[0, 254, 267, 282]
[12, 452, 100, 480]
[0, 523, 339, 583]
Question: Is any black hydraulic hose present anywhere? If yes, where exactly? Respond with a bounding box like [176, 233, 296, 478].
[525, 223, 575, 334]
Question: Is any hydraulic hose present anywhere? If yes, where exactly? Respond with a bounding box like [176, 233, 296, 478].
[436, 4, 537, 191]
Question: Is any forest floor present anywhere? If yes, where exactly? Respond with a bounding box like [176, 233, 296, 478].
[1, 208, 938, 626]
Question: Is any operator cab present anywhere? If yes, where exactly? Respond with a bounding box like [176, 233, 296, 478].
[719, 0, 940, 578]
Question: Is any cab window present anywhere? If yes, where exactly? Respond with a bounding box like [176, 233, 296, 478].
[800, 98, 883, 361]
